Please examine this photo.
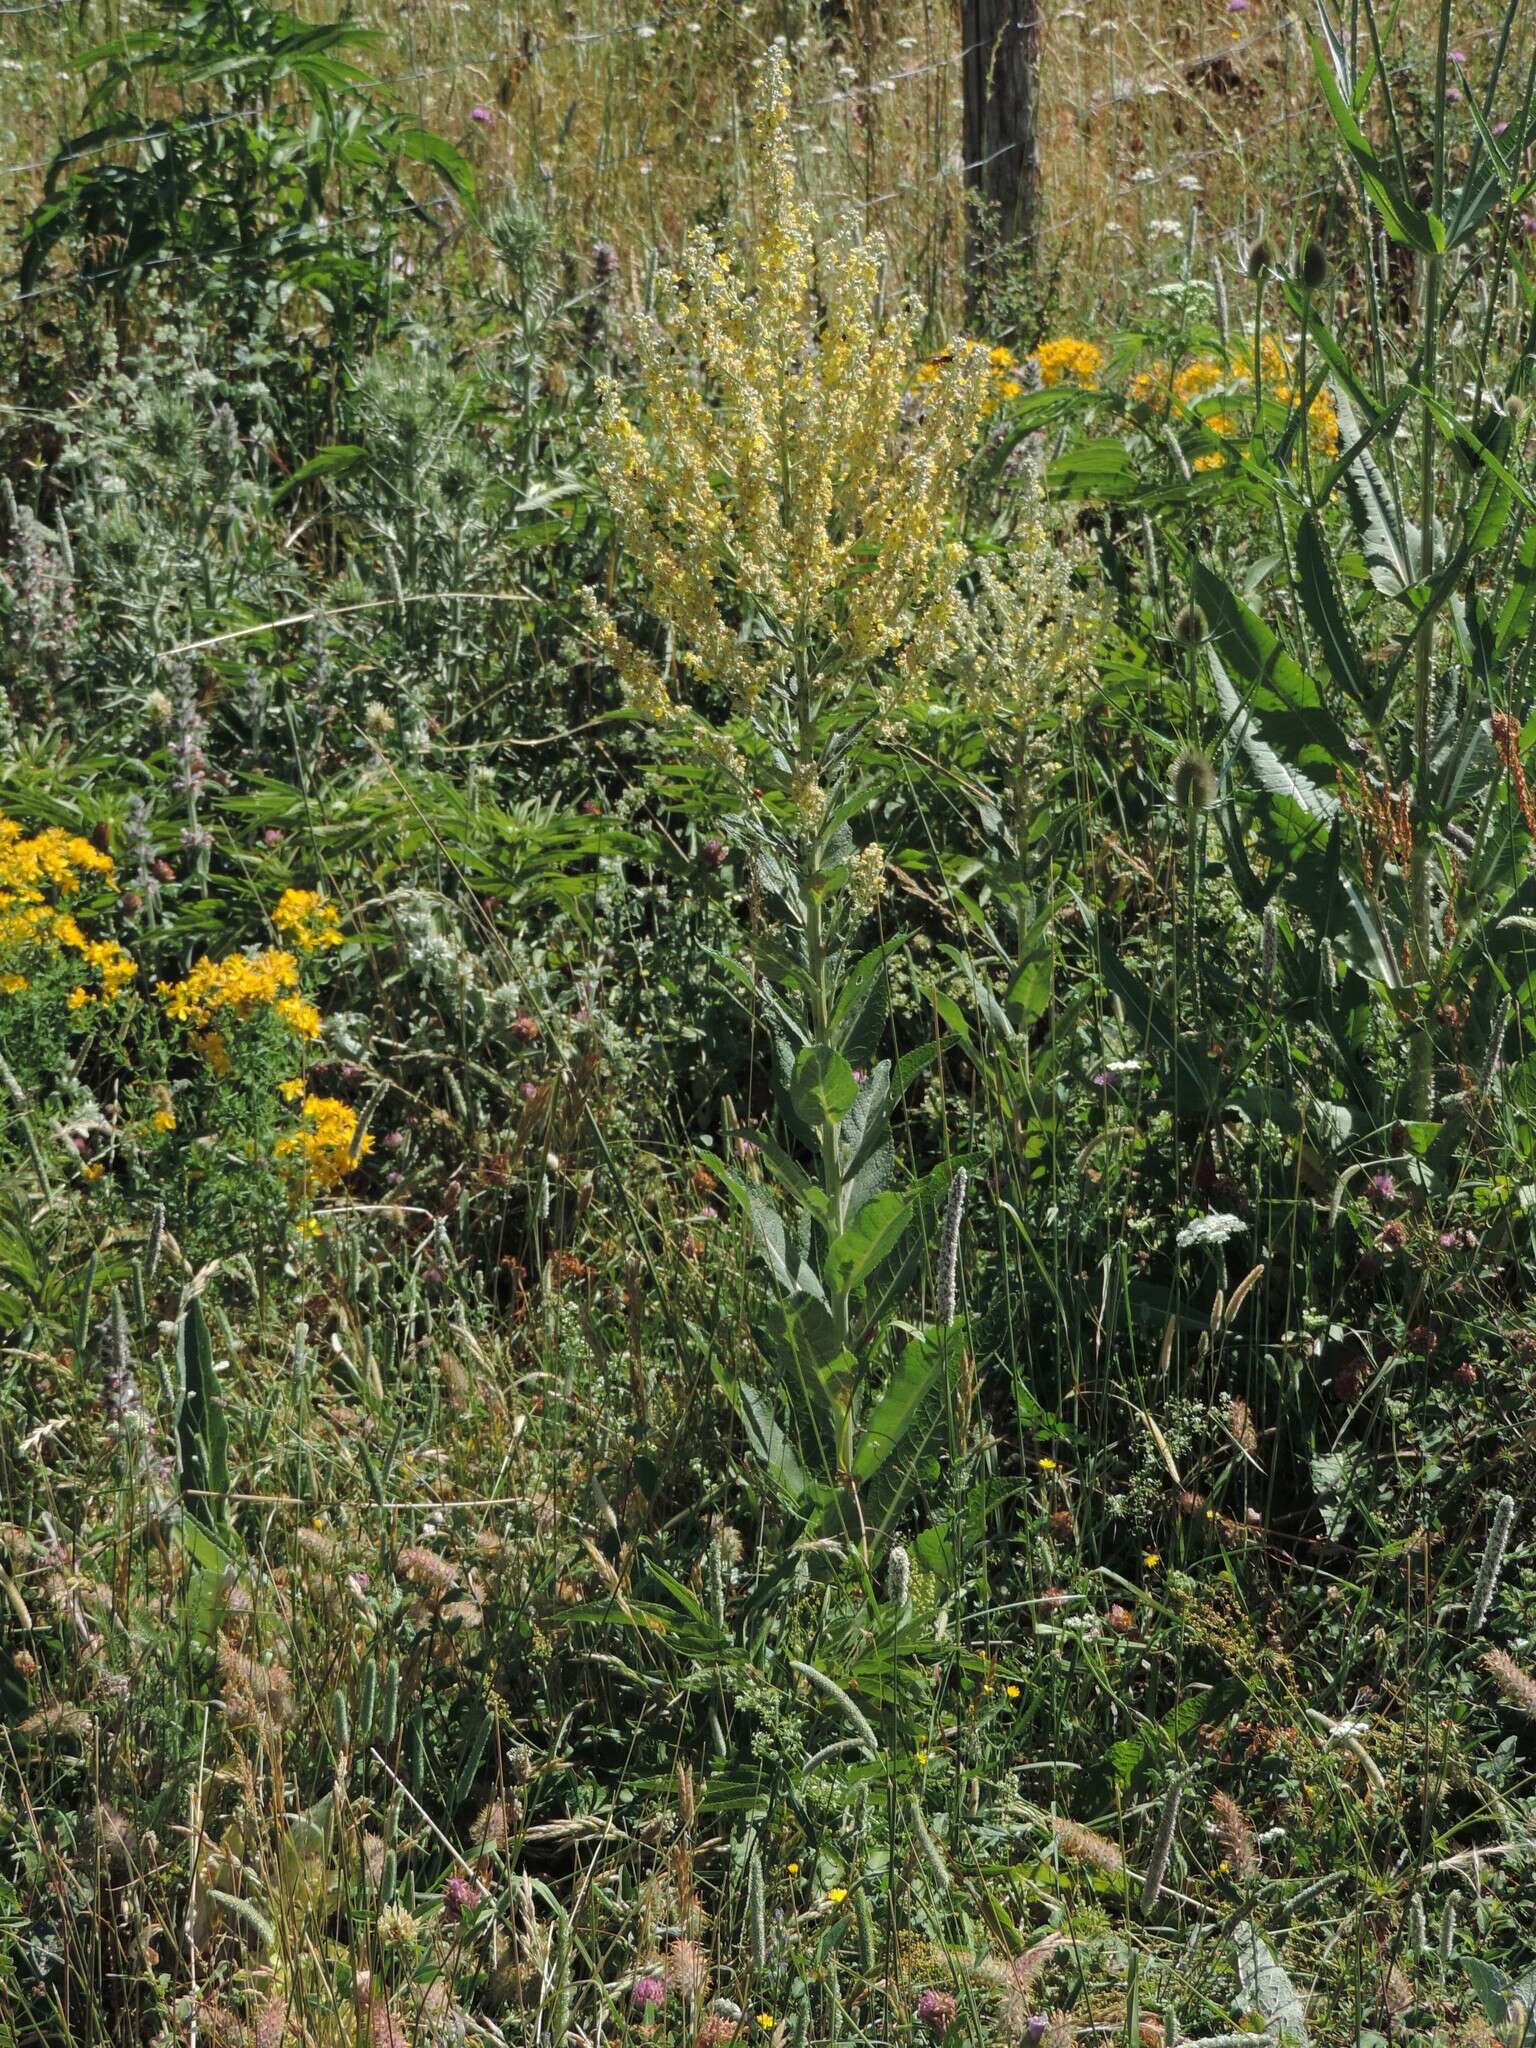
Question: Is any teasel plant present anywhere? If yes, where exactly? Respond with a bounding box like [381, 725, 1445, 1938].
[1163, 0, 1536, 1159]
[587, 54, 1065, 1563]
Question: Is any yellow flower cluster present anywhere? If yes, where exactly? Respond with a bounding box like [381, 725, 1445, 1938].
[1033, 337, 1104, 389]
[1129, 337, 1340, 459]
[591, 54, 986, 723]
[0, 815, 134, 1008]
[272, 888, 342, 952]
[274, 1093, 372, 1193]
[157, 948, 321, 1039]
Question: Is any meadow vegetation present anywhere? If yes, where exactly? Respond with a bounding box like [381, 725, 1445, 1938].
[2, 0, 1536, 2044]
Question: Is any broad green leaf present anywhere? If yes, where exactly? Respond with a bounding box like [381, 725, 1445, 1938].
[737, 1382, 810, 1504]
[1046, 440, 1140, 501]
[1192, 564, 1352, 775]
[1234, 1921, 1310, 2046]
[1296, 512, 1369, 703]
[854, 1330, 951, 1482]
[791, 1045, 858, 1126]
[395, 125, 476, 204]
[1332, 387, 1420, 597]
[1312, 39, 1444, 251]
[176, 1294, 230, 1528]
[272, 443, 366, 503]
[826, 1191, 911, 1296]
[1498, 521, 1536, 656]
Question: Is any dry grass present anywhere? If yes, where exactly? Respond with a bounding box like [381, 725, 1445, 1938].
[0, 0, 1463, 327]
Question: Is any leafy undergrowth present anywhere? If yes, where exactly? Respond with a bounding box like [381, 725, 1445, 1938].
[5, 4, 1536, 2047]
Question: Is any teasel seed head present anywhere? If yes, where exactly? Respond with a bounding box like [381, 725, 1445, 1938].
[1170, 750, 1219, 810]
[1173, 605, 1207, 650]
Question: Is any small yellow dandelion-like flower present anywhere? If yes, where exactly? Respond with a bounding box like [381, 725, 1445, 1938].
[915, 1749, 929, 1765]
[152, 1110, 176, 1133]
[756, 2017, 775, 2033]
[1005, 1683, 1021, 1700]
[1038, 1457, 1058, 1472]
[825, 1888, 848, 1904]
[1142, 1551, 1162, 1569]
[786, 1861, 800, 1876]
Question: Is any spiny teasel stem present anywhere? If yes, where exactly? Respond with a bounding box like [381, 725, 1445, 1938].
[1481, 1646, 1536, 1716]
[1051, 1814, 1125, 1878]
[1209, 1789, 1259, 1880]
[1140, 1779, 1183, 1912]
[936, 1167, 968, 1324]
[1470, 1494, 1516, 1630]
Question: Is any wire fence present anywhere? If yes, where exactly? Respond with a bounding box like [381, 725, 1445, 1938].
[0, 0, 1521, 316]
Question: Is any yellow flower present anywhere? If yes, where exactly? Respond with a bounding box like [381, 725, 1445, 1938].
[82, 1161, 104, 1181]
[1033, 337, 1103, 389]
[1142, 1551, 1162, 1569]
[272, 887, 343, 953]
[1192, 452, 1226, 473]
[915, 1749, 929, 1765]
[0, 816, 133, 1008]
[757, 2017, 775, 2033]
[786, 1861, 800, 1876]
[1038, 1456, 1058, 1472]
[591, 57, 992, 727]
[152, 1110, 177, 1133]
[1005, 1683, 1020, 1700]
[275, 1093, 373, 1194]
[278, 1077, 306, 1102]
[825, 1888, 848, 1904]
[159, 949, 318, 1040]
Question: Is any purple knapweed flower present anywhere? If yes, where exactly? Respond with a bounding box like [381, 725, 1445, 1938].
[470, 105, 494, 126]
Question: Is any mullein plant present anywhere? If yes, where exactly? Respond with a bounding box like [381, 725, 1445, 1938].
[592, 58, 1072, 1549]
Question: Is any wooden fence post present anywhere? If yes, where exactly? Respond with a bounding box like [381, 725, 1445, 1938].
[960, 0, 1040, 309]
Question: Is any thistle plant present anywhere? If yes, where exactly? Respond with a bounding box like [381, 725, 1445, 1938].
[592, 58, 1045, 1545]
